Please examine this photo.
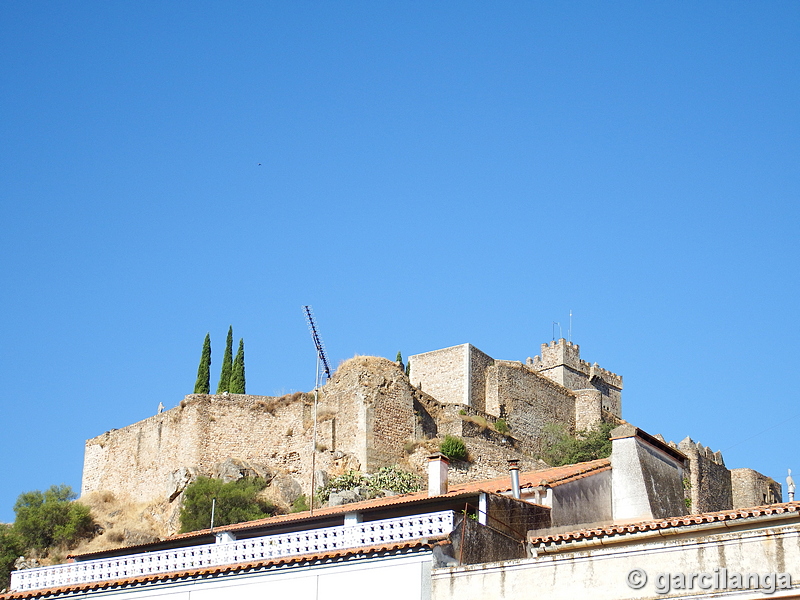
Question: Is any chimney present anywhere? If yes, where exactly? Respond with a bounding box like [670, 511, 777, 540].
[508, 459, 521, 499]
[428, 453, 450, 496]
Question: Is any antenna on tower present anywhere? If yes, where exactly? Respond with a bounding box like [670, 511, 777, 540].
[568, 310, 572, 342]
[302, 305, 331, 515]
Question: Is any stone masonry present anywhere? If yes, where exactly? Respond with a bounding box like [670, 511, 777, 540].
[81, 339, 780, 518]
[530, 339, 622, 416]
[731, 468, 782, 508]
[409, 339, 621, 444]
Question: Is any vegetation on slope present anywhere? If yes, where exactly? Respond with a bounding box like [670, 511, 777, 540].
[0, 485, 95, 590]
[315, 466, 422, 504]
[179, 477, 275, 534]
[539, 422, 615, 467]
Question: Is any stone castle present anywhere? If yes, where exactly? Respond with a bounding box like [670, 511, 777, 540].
[80, 338, 780, 532]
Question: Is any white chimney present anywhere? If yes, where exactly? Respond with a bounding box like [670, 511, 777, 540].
[428, 453, 450, 496]
[508, 459, 521, 499]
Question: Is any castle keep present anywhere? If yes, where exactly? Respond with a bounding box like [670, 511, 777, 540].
[408, 339, 622, 434]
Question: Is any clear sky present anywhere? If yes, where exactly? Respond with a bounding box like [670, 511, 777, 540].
[1, 2, 798, 523]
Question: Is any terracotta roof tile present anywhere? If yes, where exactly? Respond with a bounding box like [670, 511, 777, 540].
[530, 502, 800, 546]
[2, 538, 443, 599]
[77, 459, 607, 555]
[68, 459, 609, 561]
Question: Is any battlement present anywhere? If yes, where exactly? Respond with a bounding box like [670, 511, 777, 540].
[530, 339, 623, 390]
[676, 436, 725, 466]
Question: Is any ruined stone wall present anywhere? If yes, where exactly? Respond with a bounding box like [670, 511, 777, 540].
[433, 437, 541, 486]
[408, 344, 469, 406]
[365, 378, 417, 471]
[81, 394, 314, 504]
[486, 361, 575, 454]
[731, 468, 782, 508]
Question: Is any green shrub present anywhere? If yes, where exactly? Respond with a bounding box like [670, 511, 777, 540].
[494, 418, 510, 435]
[315, 466, 422, 504]
[369, 466, 422, 494]
[291, 494, 309, 513]
[539, 422, 615, 467]
[179, 477, 275, 534]
[439, 435, 467, 461]
[315, 470, 366, 504]
[12, 485, 94, 552]
[0, 524, 23, 590]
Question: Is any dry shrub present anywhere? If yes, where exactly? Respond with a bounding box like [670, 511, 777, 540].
[317, 407, 336, 422]
[255, 392, 308, 415]
[459, 414, 489, 430]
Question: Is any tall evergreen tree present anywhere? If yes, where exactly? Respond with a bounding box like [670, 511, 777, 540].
[216, 326, 233, 393]
[193, 333, 211, 394]
[396, 351, 405, 372]
[230, 338, 246, 394]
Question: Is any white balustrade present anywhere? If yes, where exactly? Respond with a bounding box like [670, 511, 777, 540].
[11, 510, 454, 591]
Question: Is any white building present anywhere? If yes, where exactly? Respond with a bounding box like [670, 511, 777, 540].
[5, 427, 797, 600]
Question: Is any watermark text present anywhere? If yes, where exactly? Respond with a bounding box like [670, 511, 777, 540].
[626, 568, 792, 595]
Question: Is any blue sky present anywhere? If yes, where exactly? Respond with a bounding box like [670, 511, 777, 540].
[1, 2, 798, 523]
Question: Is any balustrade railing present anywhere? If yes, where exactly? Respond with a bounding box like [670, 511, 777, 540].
[11, 510, 455, 591]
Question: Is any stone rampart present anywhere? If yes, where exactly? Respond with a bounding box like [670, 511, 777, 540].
[81, 393, 313, 504]
[486, 361, 576, 454]
[467, 345, 494, 413]
[529, 339, 622, 417]
[731, 468, 782, 508]
[676, 437, 732, 513]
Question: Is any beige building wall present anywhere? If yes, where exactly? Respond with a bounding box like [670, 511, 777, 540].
[432, 519, 800, 600]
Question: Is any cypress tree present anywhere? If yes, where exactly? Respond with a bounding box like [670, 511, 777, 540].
[216, 326, 233, 393]
[396, 351, 404, 372]
[193, 333, 211, 394]
[230, 338, 246, 394]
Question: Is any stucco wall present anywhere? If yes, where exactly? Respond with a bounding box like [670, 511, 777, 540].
[550, 469, 612, 530]
[611, 433, 687, 523]
[432, 520, 800, 600]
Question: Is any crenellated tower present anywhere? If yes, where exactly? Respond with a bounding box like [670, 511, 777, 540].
[528, 339, 623, 417]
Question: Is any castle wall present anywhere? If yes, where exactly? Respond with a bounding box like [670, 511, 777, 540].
[486, 361, 576, 453]
[365, 379, 417, 471]
[81, 394, 313, 504]
[574, 389, 602, 431]
[531, 340, 622, 417]
[409, 344, 469, 406]
[731, 468, 782, 508]
[467, 345, 494, 413]
[676, 437, 732, 513]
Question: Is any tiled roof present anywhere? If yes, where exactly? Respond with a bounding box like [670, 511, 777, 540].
[2, 538, 442, 600]
[69, 459, 609, 560]
[530, 502, 800, 546]
[173, 460, 608, 536]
